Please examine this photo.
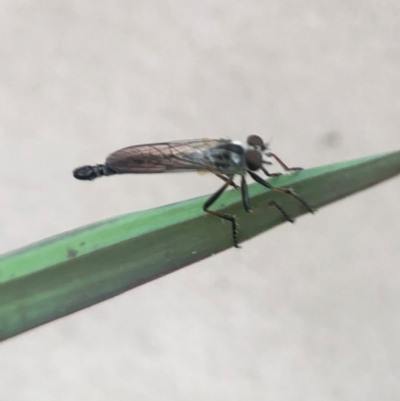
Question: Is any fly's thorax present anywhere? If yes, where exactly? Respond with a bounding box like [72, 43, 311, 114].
[208, 142, 246, 174]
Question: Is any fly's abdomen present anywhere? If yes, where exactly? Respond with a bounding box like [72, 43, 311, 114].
[73, 164, 116, 180]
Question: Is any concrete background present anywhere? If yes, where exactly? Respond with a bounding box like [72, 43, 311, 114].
[1, 1, 400, 400]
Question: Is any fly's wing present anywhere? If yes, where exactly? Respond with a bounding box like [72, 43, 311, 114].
[105, 139, 230, 174]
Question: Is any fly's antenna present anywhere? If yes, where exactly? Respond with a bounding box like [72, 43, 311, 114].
[73, 164, 116, 181]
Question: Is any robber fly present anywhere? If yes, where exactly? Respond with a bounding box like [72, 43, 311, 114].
[73, 135, 314, 248]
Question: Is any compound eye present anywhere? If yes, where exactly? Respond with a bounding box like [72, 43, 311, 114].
[247, 135, 265, 150]
[245, 149, 262, 171]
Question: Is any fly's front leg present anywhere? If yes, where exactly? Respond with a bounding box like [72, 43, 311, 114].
[267, 152, 303, 172]
[248, 171, 315, 214]
[260, 165, 282, 178]
[203, 178, 240, 248]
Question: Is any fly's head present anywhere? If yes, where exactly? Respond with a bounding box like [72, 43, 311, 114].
[245, 135, 271, 171]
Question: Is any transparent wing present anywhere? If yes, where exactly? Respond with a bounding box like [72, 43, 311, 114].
[105, 138, 231, 173]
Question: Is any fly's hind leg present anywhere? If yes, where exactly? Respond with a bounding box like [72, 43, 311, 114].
[265, 200, 295, 223]
[203, 178, 240, 248]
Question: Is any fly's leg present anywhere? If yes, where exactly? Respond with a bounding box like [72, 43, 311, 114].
[243, 175, 294, 222]
[267, 152, 303, 172]
[247, 171, 315, 214]
[241, 175, 251, 212]
[203, 179, 240, 248]
[260, 165, 282, 177]
[265, 200, 294, 223]
[214, 173, 238, 189]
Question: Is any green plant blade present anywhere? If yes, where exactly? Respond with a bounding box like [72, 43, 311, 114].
[1, 150, 400, 341]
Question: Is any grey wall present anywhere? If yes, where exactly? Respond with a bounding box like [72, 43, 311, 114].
[1, 1, 400, 400]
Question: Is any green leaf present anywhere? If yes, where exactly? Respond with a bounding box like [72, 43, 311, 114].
[1, 150, 400, 341]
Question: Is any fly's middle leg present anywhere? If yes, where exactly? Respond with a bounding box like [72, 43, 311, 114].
[242, 174, 295, 222]
[240, 175, 251, 212]
[214, 173, 239, 189]
[203, 178, 240, 248]
[248, 170, 315, 214]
